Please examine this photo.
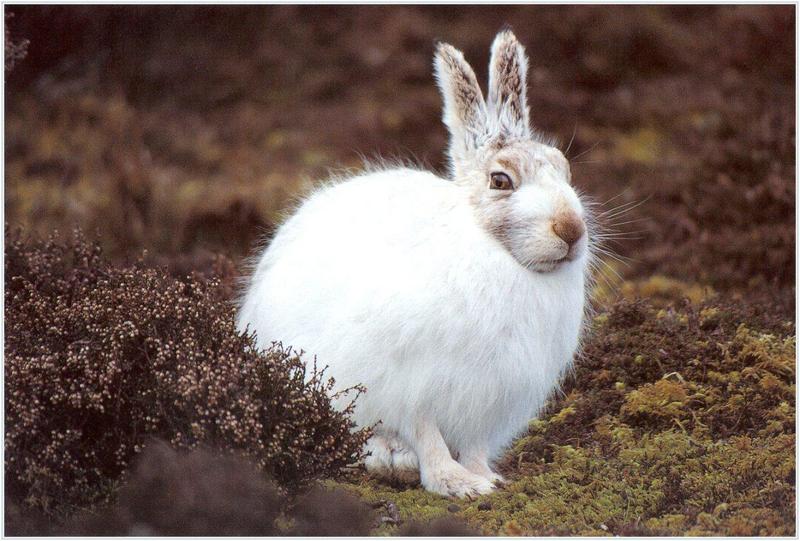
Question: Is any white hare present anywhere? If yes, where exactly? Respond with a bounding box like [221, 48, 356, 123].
[237, 30, 591, 498]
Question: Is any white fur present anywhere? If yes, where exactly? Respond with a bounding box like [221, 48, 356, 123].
[237, 31, 590, 498]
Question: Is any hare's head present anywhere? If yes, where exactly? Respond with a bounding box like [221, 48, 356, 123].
[434, 30, 588, 273]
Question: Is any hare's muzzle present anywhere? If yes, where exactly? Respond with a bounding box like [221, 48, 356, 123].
[552, 211, 585, 251]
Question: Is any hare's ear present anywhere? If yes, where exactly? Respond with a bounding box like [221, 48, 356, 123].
[434, 42, 487, 173]
[487, 29, 530, 138]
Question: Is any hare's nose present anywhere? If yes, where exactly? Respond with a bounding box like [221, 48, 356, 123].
[552, 212, 585, 248]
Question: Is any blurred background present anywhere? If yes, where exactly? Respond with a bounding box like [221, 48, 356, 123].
[4, 5, 795, 311]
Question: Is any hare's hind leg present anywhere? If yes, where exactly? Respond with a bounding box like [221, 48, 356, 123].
[407, 419, 495, 499]
[458, 446, 506, 487]
[363, 432, 420, 484]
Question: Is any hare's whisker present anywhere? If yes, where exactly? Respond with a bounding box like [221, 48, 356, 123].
[603, 218, 650, 228]
[593, 231, 648, 238]
[598, 195, 652, 219]
[597, 190, 629, 207]
[595, 247, 638, 267]
[597, 200, 642, 218]
[589, 256, 625, 282]
[564, 124, 578, 157]
[570, 141, 599, 161]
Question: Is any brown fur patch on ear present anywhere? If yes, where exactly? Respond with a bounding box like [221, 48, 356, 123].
[435, 43, 484, 128]
[488, 30, 530, 135]
[434, 42, 488, 175]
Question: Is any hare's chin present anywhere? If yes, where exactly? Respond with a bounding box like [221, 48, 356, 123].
[527, 257, 568, 273]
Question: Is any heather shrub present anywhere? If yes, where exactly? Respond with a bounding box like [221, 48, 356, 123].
[5, 229, 370, 516]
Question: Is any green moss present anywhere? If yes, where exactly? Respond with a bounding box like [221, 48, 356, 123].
[621, 379, 690, 424]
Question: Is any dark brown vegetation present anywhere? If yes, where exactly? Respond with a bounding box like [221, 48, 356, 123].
[288, 485, 377, 536]
[61, 441, 284, 536]
[4, 5, 795, 536]
[5, 229, 370, 518]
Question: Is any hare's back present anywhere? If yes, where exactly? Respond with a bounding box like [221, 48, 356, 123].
[239, 168, 487, 346]
[266, 168, 469, 269]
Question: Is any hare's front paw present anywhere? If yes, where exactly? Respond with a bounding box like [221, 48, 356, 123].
[422, 463, 495, 499]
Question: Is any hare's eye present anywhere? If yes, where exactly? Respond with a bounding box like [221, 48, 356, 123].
[489, 172, 513, 191]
